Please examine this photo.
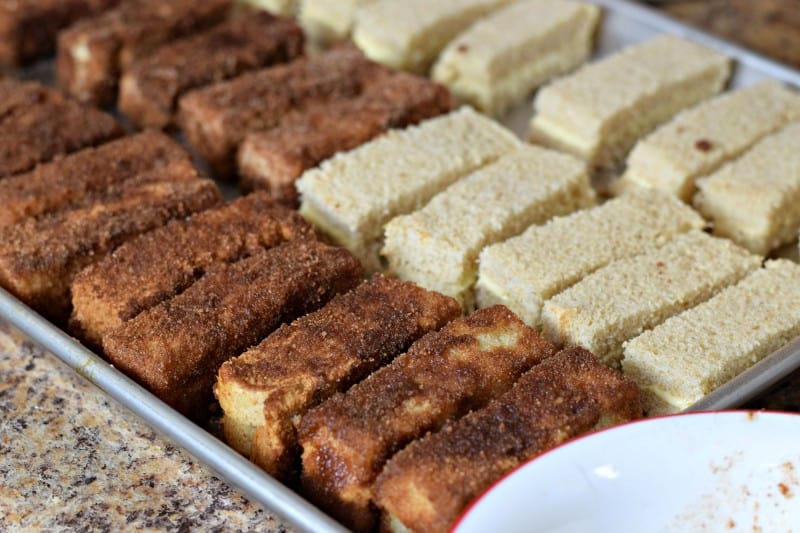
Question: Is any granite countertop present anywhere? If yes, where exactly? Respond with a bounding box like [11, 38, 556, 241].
[0, 322, 288, 532]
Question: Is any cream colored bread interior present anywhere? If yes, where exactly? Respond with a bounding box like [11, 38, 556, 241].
[541, 230, 761, 366]
[297, 107, 521, 271]
[475, 188, 705, 327]
[299, 0, 375, 44]
[622, 260, 800, 415]
[618, 80, 800, 201]
[529, 34, 731, 170]
[433, 0, 600, 115]
[382, 145, 593, 307]
[694, 121, 800, 255]
[353, 0, 512, 73]
[239, 0, 298, 16]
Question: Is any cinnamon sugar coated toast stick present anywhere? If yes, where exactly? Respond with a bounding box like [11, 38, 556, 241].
[0, 168, 221, 322]
[215, 274, 461, 478]
[119, 12, 304, 129]
[0, 0, 120, 65]
[374, 347, 642, 533]
[0, 79, 122, 178]
[237, 71, 452, 205]
[0, 130, 189, 228]
[297, 306, 555, 532]
[57, 0, 232, 105]
[70, 192, 315, 347]
[178, 45, 388, 177]
[103, 239, 362, 421]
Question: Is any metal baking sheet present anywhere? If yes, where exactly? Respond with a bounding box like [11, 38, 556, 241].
[1, 1, 799, 532]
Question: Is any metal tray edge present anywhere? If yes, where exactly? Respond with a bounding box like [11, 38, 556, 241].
[1, 1, 799, 531]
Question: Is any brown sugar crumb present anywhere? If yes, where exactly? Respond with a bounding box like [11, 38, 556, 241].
[456, 43, 469, 53]
[695, 139, 714, 152]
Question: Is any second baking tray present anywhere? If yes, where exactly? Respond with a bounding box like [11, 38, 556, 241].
[2, 1, 800, 531]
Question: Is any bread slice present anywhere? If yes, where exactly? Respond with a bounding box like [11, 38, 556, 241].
[236, 71, 452, 206]
[299, 0, 375, 45]
[476, 188, 705, 327]
[0, 130, 189, 229]
[374, 347, 642, 533]
[529, 34, 731, 171]
[541, 231, 761, 367]
[297, 306, 555, 532]
[297, 107, 521, 271]
[103, 240, 362, 421]
[214, 274, 460, 478]
[383, 145, 594, 308]
[239, 0, 297, 15]
[352, 0, 511, 74]
[623, 259, 800, 415]
[0, 168, 221, 323]
[432, 0, 600, 116]
[693, 121, 800, 255]
[70, 192, 314, 348]
[617, 80, 800, 201]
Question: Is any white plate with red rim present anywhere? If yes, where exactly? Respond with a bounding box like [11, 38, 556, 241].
[452, 411, 800, 533]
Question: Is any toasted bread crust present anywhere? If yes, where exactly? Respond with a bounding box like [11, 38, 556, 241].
[0, 0, 120, 66]
[103, 240, 362, 421]
[0, 79, 122, 178]
[177, 45, 388, 177]
[70, 192, 315, 347]
[57, 0, 232, 105]
[374, 347, 642, 532]
[216, 274, 460, 477]
[0, 168, 221, 322]
[297, 306, 554, 531]
[119, 12, 304, 129]
[0, 130, 189, 228]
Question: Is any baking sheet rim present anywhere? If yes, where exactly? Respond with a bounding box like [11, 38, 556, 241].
[1, 1, 800, 531]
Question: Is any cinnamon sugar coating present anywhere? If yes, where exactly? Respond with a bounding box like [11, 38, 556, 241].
[374, 347, 642, 532]
[70, 191, 315, 347]
[103, 239, 362, 421]
[297, 306, 554, 531]
[0, 79, 122, 178]
[0, 165, 221, 322]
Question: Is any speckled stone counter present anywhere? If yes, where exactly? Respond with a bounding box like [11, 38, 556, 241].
[0, 322, 292, 532]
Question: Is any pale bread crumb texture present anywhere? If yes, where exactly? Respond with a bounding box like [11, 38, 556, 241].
[353, 0, 512, 73]
[623, 259, 800, 415]
[299, 0, 375, 44]
[475, 188, 705, 327]
[540, 230, 761, 366]
[432, 0, 600, 115]
[530, 34, 731, 169]
[239, 0, 297, 15]
[619, 80, 800, 201]
[383, 144, 593, 307]
[694, 121, 800, 255]
[297, 107, 520, 271]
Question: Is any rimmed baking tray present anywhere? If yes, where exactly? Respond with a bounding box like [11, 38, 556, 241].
[1, 1, 799, 531]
